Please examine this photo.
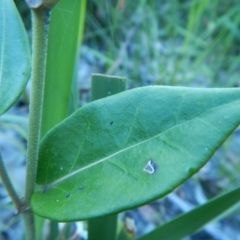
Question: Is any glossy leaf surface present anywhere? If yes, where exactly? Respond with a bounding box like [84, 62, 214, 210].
[0, 0, 31, 115]
[31, 86, 240, 221]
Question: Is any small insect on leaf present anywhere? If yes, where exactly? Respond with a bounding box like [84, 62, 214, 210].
[143, 160, 156, 174]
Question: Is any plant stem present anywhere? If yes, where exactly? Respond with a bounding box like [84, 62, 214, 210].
[88, 74, 126, 240]
[23, 8, 49, 240]
[88, 215, 118, 240]
[0, 149, 22, 210]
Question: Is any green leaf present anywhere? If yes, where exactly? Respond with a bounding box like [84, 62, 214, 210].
[31, 86, 240, 221]
[0, 0, 31, 115]
[41, 0, 86, 136]
[88, 74, 126, 240]
[137, 186, 240, 240]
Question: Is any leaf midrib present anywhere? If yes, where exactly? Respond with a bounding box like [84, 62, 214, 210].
[44, 97, 240, 189]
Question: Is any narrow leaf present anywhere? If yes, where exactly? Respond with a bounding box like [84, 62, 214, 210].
[137, 186, 240, 240]
[31, 86, 240, 221]
[41, 0, 85, 136]
[88, 74, 126, 240]
[0, 0, 31, 115]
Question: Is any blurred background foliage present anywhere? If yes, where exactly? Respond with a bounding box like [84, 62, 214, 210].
[14, 0, 240, 87]
[83, 0, 240, 87]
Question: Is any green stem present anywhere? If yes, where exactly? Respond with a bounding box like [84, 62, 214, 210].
[88, 215, 118, 240]
[23, 8, 49, 240]
[0, 149, 22, 210]
[88, 74, 126, 240]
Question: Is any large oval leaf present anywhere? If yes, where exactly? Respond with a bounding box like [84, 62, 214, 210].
[31, 86, 240, 221]
[0, 0, 31, 115]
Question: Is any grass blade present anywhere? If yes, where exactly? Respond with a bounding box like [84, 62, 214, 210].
[137, 186, 240, 240]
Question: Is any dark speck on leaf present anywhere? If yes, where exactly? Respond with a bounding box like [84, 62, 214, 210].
[78, 186, 84, 190]
[42, 185, 49, 193]
[66, 192, 71, 198]
[110, 121, 113, 125]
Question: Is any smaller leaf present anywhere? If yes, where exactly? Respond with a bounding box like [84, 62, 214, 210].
[41, 0, 85, 136]
[137, 186, 240, 240]
[0, 0, 31, 116]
